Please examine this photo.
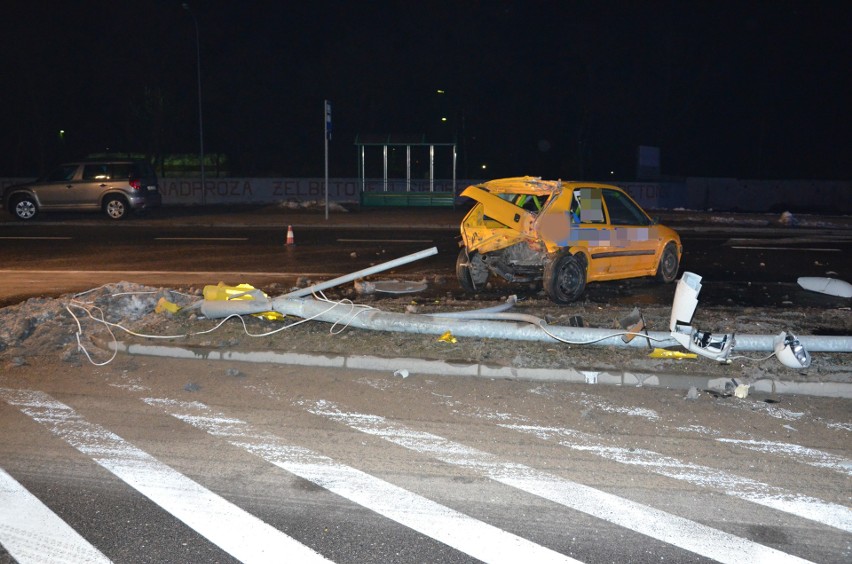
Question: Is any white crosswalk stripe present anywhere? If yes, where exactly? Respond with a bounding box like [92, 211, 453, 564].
[143, 397, 578, 564]
[0, 467, 111, 564]
[0, 388, 331, 564]
[306, 399, 812, 564]
[502, 423, 852, 532]
[1, 382, 843, 563]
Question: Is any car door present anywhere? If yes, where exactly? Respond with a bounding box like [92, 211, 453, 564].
[30, 164, 81, 208]
[565, 187, 614, 278]
[79, 163, 121, 209]
[599, 188, 658, 275]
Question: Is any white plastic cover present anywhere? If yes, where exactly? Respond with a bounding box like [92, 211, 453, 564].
[773, 331, 812, 369]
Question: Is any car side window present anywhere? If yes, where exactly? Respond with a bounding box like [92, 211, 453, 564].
[602, 189, 651, 226]
[46, 165, 78, 182]
[83, 164, 112, 180]
[570, 188, 605, 224]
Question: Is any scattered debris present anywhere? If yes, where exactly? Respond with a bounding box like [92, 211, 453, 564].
[649, 348, 698, 360]
[394, 369, 409, 378]
[685, 386, 701, 400]
[734, 384, 751, 399]
[354, 279, 428, 295]
[226, 368, 246, 378]
[778, 211, 798, 226]
[669, 272, 735, 363]
[773, 331, 811, 369]
[438, 331, 457, 344]
[184, 382, 201, 392]
[797, 277, 852, 298]
[617, 307, 649, 345]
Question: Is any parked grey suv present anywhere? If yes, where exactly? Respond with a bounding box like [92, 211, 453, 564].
[3, 159, 162, 220]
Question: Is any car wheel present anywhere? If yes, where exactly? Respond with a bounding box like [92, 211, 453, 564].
[104, 195, 129, 220]
[543, 252, 586, 304]
[11, 194, 38, 220]
[456, 247, 489, 292]
[655, 242, 679, 283]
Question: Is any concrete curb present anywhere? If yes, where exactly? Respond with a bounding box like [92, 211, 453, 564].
[112, 341, 852, 399]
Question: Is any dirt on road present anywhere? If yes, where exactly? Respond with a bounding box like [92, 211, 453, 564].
[1, 280, 849, 389]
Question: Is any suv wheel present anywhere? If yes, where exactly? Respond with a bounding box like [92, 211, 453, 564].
[103, 195, 129, 220]
[655, 242, 679, 283]
[456, 248, 490, 292]
[543, 252, 586, 304]
[11, 194, 38, 220]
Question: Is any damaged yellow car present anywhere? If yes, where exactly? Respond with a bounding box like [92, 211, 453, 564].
[457, 177, 682, 303]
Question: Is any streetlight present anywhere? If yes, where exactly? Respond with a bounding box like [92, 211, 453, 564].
[182, 3, 205, 204]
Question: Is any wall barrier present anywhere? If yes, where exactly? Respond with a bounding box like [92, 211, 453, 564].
[1, 176, 850, 213]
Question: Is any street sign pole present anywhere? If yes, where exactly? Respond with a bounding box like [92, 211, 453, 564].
[324, 100, 332, 220]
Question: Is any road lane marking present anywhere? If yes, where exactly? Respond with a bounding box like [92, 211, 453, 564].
[337, 238, 433, 243]
[0, 269, 341, 277]
[0, 388, 331, 564]
[729, 246, 840, 252]
[0, 467, 111, 564]
[154, 237, 249, 241]
[306, 400, 810, 564]
[0, 236, 72, 240]
[144, 397, 577, 564]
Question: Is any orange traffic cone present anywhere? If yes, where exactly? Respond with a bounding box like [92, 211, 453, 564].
[285, 225, 295, 245]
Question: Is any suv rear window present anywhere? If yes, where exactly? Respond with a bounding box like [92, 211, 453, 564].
[132, 162, 156, 178]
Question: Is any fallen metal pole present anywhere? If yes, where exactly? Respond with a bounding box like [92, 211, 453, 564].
[281, 246, 439, 299]
[271, 297, 852, 353]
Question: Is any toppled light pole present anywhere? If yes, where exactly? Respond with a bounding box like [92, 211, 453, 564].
[197, 250, 852, 355]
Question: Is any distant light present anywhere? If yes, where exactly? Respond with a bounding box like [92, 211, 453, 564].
[436, 89, 445, 94]
[59, 130, 65, 134]
[481, 164, 487, 170]
[441, 117, 447, 122]
[610, 171, 615, 175]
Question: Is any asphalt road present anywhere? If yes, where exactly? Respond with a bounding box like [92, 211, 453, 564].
[1, 212, 850, 562]
[1, 220, 851, 308]
[2, 357, 850, 563]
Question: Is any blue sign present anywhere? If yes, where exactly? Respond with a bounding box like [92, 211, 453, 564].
[325, 100, 332, 141]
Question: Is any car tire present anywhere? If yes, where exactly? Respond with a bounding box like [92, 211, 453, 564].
[655, 242, 679, 283]
[456, 247, 489, 292]
[11, 194, 38, 220]
[543, 252, 586, 304]
[103, 195, 129, 220]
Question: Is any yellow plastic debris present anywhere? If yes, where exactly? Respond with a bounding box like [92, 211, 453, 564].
[155, 297, 181, 314]
[649, 348, 698, 359]
[202, 282, 285, 321]
[438, 331, 457, 344]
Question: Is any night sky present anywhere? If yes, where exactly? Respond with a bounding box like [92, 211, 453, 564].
[1, 1, 849, 181]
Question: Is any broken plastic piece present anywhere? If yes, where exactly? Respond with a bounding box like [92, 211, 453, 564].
[734, 384, 750, 399]
[773, 331, 812, 369]
[203, 282, 284, 321]
[669, 272, 702, 331]
[671, 328, 736, 363]
[648, 348, 697, 359]
[797, 277, 852, 298]
[669, 272, 735, 363]
[618, 307, 649, 346]
[438, 331, 457, 344]
[155, 297, 181, 314]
